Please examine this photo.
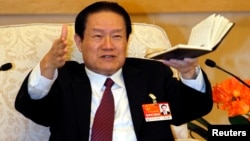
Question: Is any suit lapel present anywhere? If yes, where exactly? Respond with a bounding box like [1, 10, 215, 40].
[122, 62, 149, 135]
[71, 66, 92, 140]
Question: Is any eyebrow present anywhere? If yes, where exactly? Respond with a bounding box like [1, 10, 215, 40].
[92, 28, 124, 33]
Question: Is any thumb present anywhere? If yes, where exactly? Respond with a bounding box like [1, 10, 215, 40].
[61, 24, 68, 40]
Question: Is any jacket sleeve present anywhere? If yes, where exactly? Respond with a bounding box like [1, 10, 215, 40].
[169, 69, 213, 126]
[15, 72, 58, 126]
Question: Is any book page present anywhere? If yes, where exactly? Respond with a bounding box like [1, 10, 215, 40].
[210, 15, 223, 44]
[187, 14, 216, 48]
[212, 17, 233, 46]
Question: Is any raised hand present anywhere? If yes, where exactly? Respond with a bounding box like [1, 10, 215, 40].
[160, 58, 198, 79]
[40, 24, 68, 79]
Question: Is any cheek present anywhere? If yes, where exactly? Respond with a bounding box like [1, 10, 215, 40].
[81, 41, 95, 54]
[82, 48, 94, 59]
[116, 40, 127, 52]
[82, 46, 100, 63]
[120, 45, 128, 56]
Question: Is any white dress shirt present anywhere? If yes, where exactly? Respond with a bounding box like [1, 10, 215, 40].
[27, 63, 205, 141]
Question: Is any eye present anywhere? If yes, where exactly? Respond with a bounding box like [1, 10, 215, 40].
[113, 34, 122, 39]
[93, 34, 103, 39]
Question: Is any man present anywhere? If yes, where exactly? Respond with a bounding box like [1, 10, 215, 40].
[160, 104, 171, 115]
[15, 1, 213, 141]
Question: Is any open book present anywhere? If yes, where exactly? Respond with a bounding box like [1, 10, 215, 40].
[145, 14, 234, 60]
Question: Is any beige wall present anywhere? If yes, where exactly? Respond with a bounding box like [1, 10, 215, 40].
[1, 1, 250, 125]
[1, 0, 249, 14]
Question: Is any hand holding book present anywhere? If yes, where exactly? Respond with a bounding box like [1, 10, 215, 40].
[145, 14, 234, 60]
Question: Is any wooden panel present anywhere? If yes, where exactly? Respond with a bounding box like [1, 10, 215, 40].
[0, 0, 250, 14]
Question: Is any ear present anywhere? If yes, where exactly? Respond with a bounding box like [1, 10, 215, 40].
[74, 34, 82, 52]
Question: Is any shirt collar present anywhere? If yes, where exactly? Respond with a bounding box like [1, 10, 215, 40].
[85, 67, 125, 92]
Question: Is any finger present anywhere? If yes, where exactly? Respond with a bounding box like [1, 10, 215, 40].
[61, 24, 68, 40]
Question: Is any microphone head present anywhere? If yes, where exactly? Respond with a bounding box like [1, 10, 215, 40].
[205, 59, 216, 68]
[0, 63, 12, 71]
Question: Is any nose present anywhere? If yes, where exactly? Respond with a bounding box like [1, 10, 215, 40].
[103, 36, 113, 49]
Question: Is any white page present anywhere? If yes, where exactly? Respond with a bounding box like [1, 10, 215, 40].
[187, 14, 216, 48]
[210, 15, 223, 45]
[212, 17, 232, 46]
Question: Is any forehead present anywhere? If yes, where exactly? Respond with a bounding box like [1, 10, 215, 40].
[86, 11, 126, 29]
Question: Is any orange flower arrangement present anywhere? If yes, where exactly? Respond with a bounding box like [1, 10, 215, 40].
[212, 77, 250, 124]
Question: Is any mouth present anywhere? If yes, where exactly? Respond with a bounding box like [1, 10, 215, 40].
[101, 55, 115, 58]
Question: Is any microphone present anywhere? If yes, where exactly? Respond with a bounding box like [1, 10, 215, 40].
[205, 59, 250, 89]
[0, 63, 12, 71]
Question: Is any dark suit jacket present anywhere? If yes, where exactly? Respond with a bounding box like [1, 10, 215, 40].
[15, 58, 213, 141]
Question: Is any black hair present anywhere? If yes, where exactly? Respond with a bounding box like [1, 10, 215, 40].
[74, 1, 132, 40]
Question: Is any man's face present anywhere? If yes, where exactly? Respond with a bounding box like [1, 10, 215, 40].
[75, 11, 128, 76]
[162, 105, 168, 112]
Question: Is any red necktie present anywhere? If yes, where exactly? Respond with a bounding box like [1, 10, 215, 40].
[91, 78, 115, 141]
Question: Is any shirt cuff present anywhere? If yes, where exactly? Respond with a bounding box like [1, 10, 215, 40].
[180, 66, 206, 93]
[28, 63, 58, 99]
